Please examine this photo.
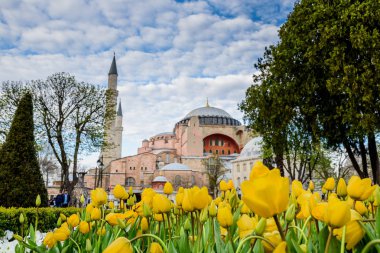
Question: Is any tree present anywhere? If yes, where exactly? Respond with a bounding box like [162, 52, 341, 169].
[202, 155, 228, 198]
[1, 73, 109, 198]
[241, 0, 380, 183]
[0, 93, 48, 207]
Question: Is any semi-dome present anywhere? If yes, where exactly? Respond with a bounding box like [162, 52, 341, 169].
[152, 176, 168, 182]
[160, 163, 190, 171]
[238, 137, 262, 159]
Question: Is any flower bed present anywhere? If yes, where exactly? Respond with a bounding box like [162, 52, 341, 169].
[7, 161, 380, 252]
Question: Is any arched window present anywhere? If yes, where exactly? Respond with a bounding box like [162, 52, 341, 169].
[174, 175, 181, 186]
[125, 177, 136, 186]
[237, 164, 240, 172]
[237, 177, 241, 185]
[191, 175, 196, 185]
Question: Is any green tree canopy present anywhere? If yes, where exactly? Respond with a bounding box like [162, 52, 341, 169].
[241, 0, 380, 183]
[0, 92, 48, 207]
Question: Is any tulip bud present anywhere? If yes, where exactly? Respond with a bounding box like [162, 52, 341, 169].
[57, 217, 62, 227]
[117, 218, 126, 229]
[209, 201, 217, 217]
[143, 203, 152, 217]
[337, 178, 347, 198]
[129, 186, 133, 195]
[86, 238, 92, 252]
[184, 217, 191, 231]
[255, 217, 266, 236]
[13, 234, 23, 242]
[173, 206, 180, 215]
[127, 197, 134, 206]
[19, 213, 24, 224]
[200, 207, 208, 224]
[60, 213, 67, 221]
[36, 194, 41, 207]
[141, 217, 149, 232]
[375, 187, 380, 205]
[285, 204, 296, 222]
[109, 201, 114, 209]
[80, 194, 85, 204]
[309, 181, 315, 192]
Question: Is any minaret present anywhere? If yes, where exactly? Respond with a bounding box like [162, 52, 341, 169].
[101, 54, 123, 167]
[115, 101, 123, 159]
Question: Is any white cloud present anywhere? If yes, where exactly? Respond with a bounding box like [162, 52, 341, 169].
[0, 0, 297, 164]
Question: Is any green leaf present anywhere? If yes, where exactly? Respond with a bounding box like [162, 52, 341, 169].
[290, 238, 305, 253]
[376, 206, 380, 237]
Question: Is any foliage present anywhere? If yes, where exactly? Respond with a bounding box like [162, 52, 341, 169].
[0, 207, 79, 237]
[202, 155, 228, 197]
[241, 0, 380, 183]
[0, 93, 48, 207]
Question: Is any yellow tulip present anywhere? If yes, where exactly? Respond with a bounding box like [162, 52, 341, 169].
[43, 232, 56, 248]
[263, 231, 282, 252]
[337, 178, 347, 198]
[154, 213, 164, 222]
[79, 221, 90, 234]
[67, 214, 80, 228]
[240, 202, 251, 214]
[91, 207, 101, 221]
[324, 198, 351, 228]
[227, 180, 234, 190]
[176, 191, 184, 206]
[91, 188, 107, 207]
[217, 206, 233, 228]
[113, 184, 127, 199]
[311, 202, 327, 222]
[354, 201, 368, 216]
[241, 169, 289, 218]
[109, 201, 115, 209]
[220, 180, 228, 191]
[333, 210, 364, 250]
[103, 237, 133, 253]
[209, 200, 218, 217]
[106, 213, 126, 226]
[347, 176, 376, 201]
[141, 217, 149, 232]
[292, 180, 304, 197]
[273, 241, 287, 253]
[182, 189, 194, 212]
[264, 217, 277, 233]
[249, 161, 269, 180]
[53, 223, 70, 241]
[323, 177, 335, 191]
[163, 182, 174, 195]
[97, 227, 106, 236]
[152, 194, 172, 213]
[237, 214, 256, 238]
[309, 180, 315, 192]
[193, 187, 209, 210]
[86, 203, 94, 214]
[150, 242, 163, 253]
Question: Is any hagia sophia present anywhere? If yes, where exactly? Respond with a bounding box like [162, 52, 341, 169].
[80, 56, 262, 198]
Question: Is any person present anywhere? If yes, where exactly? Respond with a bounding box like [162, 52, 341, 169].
[62, 190, 70, 207]
[55, 194, 62, 207]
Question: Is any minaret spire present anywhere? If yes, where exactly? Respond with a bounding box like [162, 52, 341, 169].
[206, 97, 210, 107]
[117, 100, 123, 116]
[108, 53, 118, 76]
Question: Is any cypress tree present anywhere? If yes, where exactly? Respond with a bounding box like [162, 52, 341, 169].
[0, 92, 48, 207]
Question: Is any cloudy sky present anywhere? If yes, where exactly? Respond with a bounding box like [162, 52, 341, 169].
[0, 0, 296, 168]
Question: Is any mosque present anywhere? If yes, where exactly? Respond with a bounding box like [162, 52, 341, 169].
[83, 56, 260, 197]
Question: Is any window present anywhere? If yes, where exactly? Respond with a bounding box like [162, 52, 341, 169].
[209, 139, 212, 146]
[141, 167, 143, 170]
[166, 154, 170, 163]
[237, 165, 240, 172]
[129, 167, 132, 170]
[140, 180, 144, 186]
[244, 177, 247, 180]
[174, 175, 181, 186]
[191, 175, 196, 185]
[221, 140, 224, 146]
[237, 177, 241, 185]
[145, 167, 147, 170]
[116, 170, 118, 172]
[216, 150, 219, 154]
[133, 167, 135, 170]
[215, 139, 219, 146]
[209, 150, 212, 153]
[125, 177, 136, 186]
[243, 164, 246, 172]
[228, 150, 231, 155]
[222, 150, 225, 155]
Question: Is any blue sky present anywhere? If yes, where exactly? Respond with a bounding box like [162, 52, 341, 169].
[0, 0, 296, 169]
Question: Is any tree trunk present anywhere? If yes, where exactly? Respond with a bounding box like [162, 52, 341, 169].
[343, 139, 364, 178]
[368, 133, 379, 184]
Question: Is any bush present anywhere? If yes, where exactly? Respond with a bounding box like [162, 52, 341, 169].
[0, 207, 80, 236]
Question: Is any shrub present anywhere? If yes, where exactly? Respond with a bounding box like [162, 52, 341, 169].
[0, 207, 80, 236]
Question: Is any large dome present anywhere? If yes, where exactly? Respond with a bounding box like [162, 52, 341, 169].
[177, 105, 241, 126]
[184, 106, 232, 119]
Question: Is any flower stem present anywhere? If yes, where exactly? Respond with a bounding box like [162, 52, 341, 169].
[324, 228, 332, 253]
[235, 235, 275, 253]
[273, 215, 285, 241]
[130, 234, 169, 253]
[362, 239, 380, 253]
[340, 225, 346, 253]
